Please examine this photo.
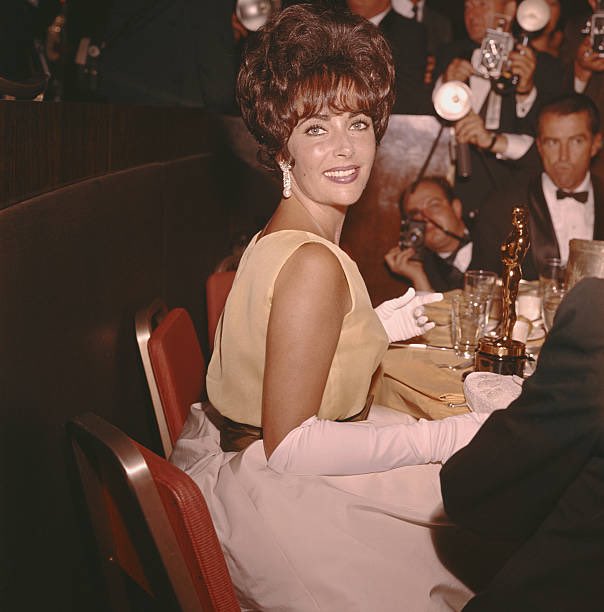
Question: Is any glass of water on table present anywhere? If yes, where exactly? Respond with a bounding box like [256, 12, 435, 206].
[463, 269, 497, 329]
[542, 284, 567, 332]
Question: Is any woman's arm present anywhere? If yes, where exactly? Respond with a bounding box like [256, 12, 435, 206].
[262, 242, 351, 458]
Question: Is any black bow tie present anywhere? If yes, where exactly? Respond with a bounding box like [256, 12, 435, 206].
[556, 189, 589, 204]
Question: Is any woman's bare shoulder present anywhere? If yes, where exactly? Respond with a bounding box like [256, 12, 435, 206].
[267, 240, 351, 320]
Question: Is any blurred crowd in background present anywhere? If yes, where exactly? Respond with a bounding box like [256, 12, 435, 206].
[0, 0, 594, 110]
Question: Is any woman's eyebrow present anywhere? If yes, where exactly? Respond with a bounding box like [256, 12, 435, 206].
[302, 113, 330, 122]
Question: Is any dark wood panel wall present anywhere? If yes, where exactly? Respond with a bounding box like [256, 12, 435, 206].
[0, 102, 279, 611]
[0, 101, 225, 209]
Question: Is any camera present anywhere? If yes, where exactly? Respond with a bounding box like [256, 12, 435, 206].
[473, 0, 551, 95]
[399, 218, 426, 261]
[474, 21, 515, 82]
[583, 8, 604, 57]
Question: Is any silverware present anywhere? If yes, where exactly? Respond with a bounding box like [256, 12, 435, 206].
[435, 359, 474, 371]
[390, 342, 455, 351]
[447, 401, 469, 409]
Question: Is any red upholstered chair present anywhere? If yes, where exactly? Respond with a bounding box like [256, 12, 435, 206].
[135, 300, 205, 457]
[67, 412, 240, 612]
[206, 270, 236, 353]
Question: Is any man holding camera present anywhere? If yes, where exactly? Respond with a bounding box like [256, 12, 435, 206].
[561, 0, 604, 185]
[433, 0, 567, 222]
[384, 177, 483, 292]
[474, 93, 604, 280]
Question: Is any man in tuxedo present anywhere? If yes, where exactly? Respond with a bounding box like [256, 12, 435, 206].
[391, 0, 452, 83]
[346, 0, 432, 114]
[384, 177, 483, 291]
[473, 93, 603, 280]
[433, 0, 568, 222]
[560, 0, 604, 184]
[392, 0, 452, 57]
[440, 276, 604, 610]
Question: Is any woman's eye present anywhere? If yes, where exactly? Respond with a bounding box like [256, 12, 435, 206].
[351, 120, 370, 130]
[305, 124, 326, 136]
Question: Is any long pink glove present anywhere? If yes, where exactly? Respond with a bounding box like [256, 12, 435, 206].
[267, 412, 489, 475]
[374, 288, 444, 342]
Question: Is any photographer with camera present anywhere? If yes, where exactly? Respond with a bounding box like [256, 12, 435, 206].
[385, 177, 485, 292]
[562, 0, 604, 95]
[559, 0, 604, 188]
[433, 0, 568, 223]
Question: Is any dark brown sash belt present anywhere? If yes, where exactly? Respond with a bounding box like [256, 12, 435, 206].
[216, 395, 374, 453]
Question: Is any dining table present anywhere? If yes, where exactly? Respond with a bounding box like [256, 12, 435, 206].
[374, 287, 547, 420]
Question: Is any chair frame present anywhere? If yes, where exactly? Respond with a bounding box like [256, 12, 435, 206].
[135, 299, 172, 456]
[68, 412, 240, 612]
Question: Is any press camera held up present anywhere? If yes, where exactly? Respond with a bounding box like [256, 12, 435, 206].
[473, 0, 551, 94]
[582, 0, 604, 57]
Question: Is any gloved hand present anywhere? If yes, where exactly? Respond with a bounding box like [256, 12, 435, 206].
[374, 288, 443, 342]
[268, 411, 489, 475]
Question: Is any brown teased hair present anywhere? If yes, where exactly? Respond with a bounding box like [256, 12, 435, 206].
[236, 4, 395, 170]
[537, 93, 601, 136]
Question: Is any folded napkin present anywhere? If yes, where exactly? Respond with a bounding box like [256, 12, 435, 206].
[375, 346, 469, 421]
[463, 372, 524, 414]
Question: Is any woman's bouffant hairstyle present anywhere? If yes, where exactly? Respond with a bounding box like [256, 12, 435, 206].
[237, 4, 396, 170]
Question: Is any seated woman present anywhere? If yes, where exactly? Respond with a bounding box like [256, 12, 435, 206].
[172, 5, 491, 610]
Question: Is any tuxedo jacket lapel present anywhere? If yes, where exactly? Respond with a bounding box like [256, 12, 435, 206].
[592, 176, 604, 240]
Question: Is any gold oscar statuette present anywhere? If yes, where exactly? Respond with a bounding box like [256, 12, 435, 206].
[474, 206, 530, 376]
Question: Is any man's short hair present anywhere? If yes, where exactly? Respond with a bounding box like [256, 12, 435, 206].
[537, 93, 601, 136]
[401, 176, 456, 214]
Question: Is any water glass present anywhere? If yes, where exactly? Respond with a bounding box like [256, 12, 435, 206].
[464, 269, 497, 329]
[539, 257, 566, 296]
[542, 284, 567, 332]
[464, 269, 497, 300]
[451, 293, 487, 357]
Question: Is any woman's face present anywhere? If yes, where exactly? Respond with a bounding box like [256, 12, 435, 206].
[285, 108, 376, 209]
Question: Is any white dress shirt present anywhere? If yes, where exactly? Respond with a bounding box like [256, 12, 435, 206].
[542, 172, 595, 264]
[368, 8, 390, 26]
[438, 240, 474, 274]
[392, 0, 424, 22]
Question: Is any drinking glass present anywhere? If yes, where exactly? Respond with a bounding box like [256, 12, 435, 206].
[539, 257, 566, 296]
[451, 293, 487, 357]
[464, 269, 497, 329]
[542, 284, 567, 332]
[464, 270, 497, 299]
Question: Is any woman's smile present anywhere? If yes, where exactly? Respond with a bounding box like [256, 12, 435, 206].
[323, 165, 360, 183]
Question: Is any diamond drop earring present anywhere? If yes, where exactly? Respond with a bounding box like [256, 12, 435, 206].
[279, 160, 292, 198]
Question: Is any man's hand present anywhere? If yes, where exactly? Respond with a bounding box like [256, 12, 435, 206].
[509, 43, 536, 96]
[443, 58, 474, 83]
[575, 35, 604, 83]
[455, 111, 493, 148]
[385, 246, 433, 292]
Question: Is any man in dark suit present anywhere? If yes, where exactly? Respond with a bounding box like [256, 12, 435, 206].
[384, 177, 485, 291]
[473, 93, 604, 280]
[440, 276, 604, 611]
[433, 0, 568, 223]
[560, 0, 604, 185]
[346, 0, 432, 114]
[391, 0, 453, 83]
